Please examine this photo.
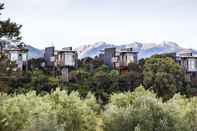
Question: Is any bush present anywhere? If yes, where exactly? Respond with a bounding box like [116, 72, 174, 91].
[0, 88, 98, 131]
[47, 89, 97, 131]
[103, 86, 184, 131]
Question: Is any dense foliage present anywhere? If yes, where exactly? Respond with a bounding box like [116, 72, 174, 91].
[65, 56, 195, 103]
[143, 56, 187, 100]
[8, 69, 59, 94]
[0, 89, 98, 131]
[0, 54, 195, 104]
[1, 86, 197, 131]
[103, 86, 197, 131]
[66, 59, 143, 104]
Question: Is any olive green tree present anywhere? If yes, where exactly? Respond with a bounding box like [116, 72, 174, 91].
[143, 57, 186, 100]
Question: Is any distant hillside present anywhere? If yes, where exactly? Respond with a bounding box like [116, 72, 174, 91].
[75, 41, 197, 59]
[26, 45, 44, 59]
[0, 40, 44, 59]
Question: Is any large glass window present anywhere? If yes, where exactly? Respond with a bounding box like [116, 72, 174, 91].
[188, 58, 197, 71]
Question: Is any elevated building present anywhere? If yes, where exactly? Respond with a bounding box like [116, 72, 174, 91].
[179, 50, 197, 81]
[56, 47, 78, 67]
[44, 46, 55, 67]
[112, 48, 138, 74]
[4, 47, 28, 71]
[103, 47, 116, 69]
[101, 47, 138, 73]
[55, 47, 78, 82]
[0, 40, 29, 71]
[161, 50, 197, 81]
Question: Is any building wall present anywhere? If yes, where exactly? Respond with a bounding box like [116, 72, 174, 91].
[113, 52, 138, 69]
[104, 48, 116, 69]
[180, 58, 197, 72]
[188, 58, 197, 72]
[56, 49, 78, 82]
[57, 52, 64, 66]
[179, 57, 197, 81]
[7, 50, 28, 71]
[44, 47, 55, 67]
[120, 53, 137, 67]
[64, 52, 77, 66]
[57, 51, 78, 67]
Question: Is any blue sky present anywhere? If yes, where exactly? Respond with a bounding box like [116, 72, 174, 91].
[1, 0, 197, 49]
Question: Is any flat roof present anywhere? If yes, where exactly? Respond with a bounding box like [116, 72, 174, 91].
[57, 50, 77, 53]
[117, 51, 138, 54]
[4, 48, 28, 52]
[179, 56, 197, 58]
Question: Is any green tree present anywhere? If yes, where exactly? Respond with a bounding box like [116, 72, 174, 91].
[8, 69, 59, 94]
[103, 86, 181, 131]
[0, 3, 22, 41]
[143, 57, 187, 100]
[117, 62, 143, 91]
[68, 68, 93, 97]
[92, 71, 113, 104]
[0, 89, 98, 131]
[0, 3, 23, 93]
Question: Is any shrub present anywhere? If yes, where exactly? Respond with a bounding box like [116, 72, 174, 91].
[103, 86, 180, 131]
[47, 89, 97, 131]
[0, 88, 98, 131]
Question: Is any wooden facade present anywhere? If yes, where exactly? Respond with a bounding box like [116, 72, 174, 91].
[102, 47, 138, 74]
[55, 47, 78, 82]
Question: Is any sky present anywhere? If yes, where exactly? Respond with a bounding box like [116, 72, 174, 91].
[1, 0, 197, 49]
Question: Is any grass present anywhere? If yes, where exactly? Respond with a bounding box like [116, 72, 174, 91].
[96, 115, 103, 131]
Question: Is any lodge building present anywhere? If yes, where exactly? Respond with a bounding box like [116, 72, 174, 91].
[101, 47, 138, 74]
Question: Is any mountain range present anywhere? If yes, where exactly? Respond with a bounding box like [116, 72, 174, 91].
[24, 41, 197, 59]
[75, 41, 197, 59]
[26, 45, 44, 59]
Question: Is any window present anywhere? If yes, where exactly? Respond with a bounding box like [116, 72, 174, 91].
[188, 58, 197, 71]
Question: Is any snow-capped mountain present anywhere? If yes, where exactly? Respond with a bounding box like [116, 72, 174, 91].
[75, 41, 196, 59]
[76, 41, 115, 58]
[3, 39, 196, 60]
[137, 41, 182, 58]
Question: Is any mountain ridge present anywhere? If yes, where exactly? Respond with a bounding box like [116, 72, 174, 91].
[2, 40, 196, 59]
[75, 41, 197, 59]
